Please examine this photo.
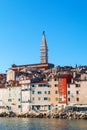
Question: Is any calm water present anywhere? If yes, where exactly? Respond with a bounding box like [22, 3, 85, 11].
[0, 118, 87, 130]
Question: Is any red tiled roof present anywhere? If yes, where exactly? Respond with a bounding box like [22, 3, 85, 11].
[0, 85, 6, 88]
[57, 74, 72, 78]
[32, 80, 48, 84]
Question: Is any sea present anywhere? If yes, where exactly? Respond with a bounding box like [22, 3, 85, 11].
[0, 118, 87, 130]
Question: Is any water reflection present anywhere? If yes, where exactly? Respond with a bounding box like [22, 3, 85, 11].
[0, 118, 87, 130]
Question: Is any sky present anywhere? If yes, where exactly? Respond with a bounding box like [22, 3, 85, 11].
[0, 0, 87, 73]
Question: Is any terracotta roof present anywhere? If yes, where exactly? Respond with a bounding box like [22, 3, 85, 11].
[47, 74, 72, 79]
[31, 80, 48, 84]
[10, 63, 54, 71]
[0, 85, 6, 88]
[57, 74, 72, 78]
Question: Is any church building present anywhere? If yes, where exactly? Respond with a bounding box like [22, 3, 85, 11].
[8, 32, 54, 72]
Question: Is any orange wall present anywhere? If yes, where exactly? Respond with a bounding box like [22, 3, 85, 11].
[58, 78, 67, 104]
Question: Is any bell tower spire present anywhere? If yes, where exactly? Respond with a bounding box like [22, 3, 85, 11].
[40, 31, 48, 63]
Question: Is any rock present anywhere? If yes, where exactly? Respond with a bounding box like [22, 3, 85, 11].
[51, 114, 59, 118]
[0, 112, 8, 117]
[36, 113, 43, 118]
[8, 111, 16, 117]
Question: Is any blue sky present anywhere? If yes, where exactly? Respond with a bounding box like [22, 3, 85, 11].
[0, 0, 87, 72]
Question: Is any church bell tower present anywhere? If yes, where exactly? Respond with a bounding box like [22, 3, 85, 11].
[40, 31, 48, 64]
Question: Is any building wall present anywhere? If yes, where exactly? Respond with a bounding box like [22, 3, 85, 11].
[6, 70, 15, 82]
[0, 88, 8, 113]
[58, 78, 67, 105]
[80, 74, 87, 80]
[47, 77, 58, 106]
[29, 78, 59, 112]
[31, 83, 50, 111]
[29, 75, 71, 112]
[67, 83, 76, 105]
[7, 86, 22, 114]
[21, 84, 31, 113]
[21, 82, 52, 112]
[79, 81, 87, 104]
[67, 81, 87, 105]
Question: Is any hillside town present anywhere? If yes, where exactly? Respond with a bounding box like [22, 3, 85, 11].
[0, 32, 87, 116]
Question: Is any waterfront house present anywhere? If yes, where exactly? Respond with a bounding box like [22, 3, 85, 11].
[7, 83, 22, 114]
[0, 85, 7, 113]
[67, 79, 87, 105]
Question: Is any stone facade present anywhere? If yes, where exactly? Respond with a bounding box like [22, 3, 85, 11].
[67, 80, 87, 105]
[6, 69, 15, 82]
[7, 86, 22, 114]
[0, 87, 7, 113]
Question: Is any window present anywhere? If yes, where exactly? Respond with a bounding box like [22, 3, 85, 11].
[76, 91, 79, 94]
[8, 106, 11, 110]
[8, 99, 12, 102]
[32, 97, 35, 101]
[32, 106, 35, 110]
[55, 90, 58, 94]
[37, 91, 42, 94]
[59, 98, 62, 101]
[48, 85, 51, 87]
[38, 84, 43, 87]
[68, 98, 70, 101]
[44, 97, 48, 100]
[54, 78, 58, 81]
[59, 92, 62, 96]
[32, 91, 34, 94]
[36, 106, 40, 110]
[18, 98, 21, 101]
[9, 94, 11, 97]
[76, 84, 80, 87]
[44, 91, 47, 94]
[48, 98, 51, 101]
[55, 84, 58, 87]
[18, 105, 21, 108]
[47, 78, 52, 82]
[68, 91, 70, 94]
[56, 108, 58, 111]
[77, 98, 79, 101]
[48, 91, 50, 94]
[59, 78, 62, 81]
[31, 84, 34, 87]
[43, 84, 47, 87]
[38, 97, 41, 100]
[68, 85, 70, 88]
[60, 84, 62, 88]
[39, 84, 47, 87]
[48, 105, 51, 110]
[9, 88, 11, 91]
[55, 97, 58, 101]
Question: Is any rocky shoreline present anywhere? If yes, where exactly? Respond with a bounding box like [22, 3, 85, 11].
[0, 111, 87, 120]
